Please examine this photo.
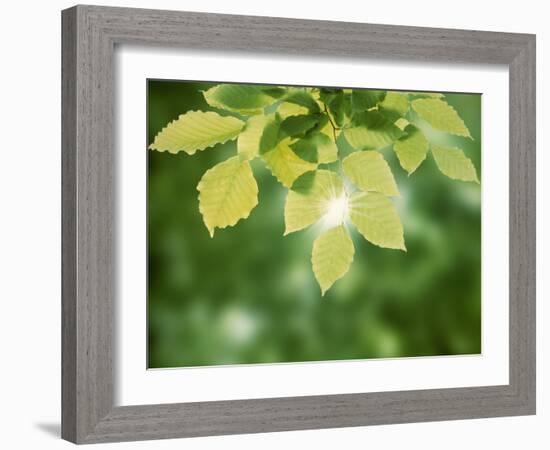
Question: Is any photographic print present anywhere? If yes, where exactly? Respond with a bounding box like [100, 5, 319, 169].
[147, 80, 481, 369]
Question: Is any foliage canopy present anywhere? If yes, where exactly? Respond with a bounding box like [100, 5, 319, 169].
[150, 84, 479, 294]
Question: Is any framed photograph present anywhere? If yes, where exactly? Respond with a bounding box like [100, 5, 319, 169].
[61, 5, 536, 444]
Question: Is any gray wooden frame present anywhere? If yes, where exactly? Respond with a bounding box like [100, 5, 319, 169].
[62, 4, 536, 444]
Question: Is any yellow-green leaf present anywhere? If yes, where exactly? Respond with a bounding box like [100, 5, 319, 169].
[393, 125, 429, 175]
[263, 138, 317, 188]
[197, 156, 258, 237]
[284, 170, 344, 235]
[149, 111, 244, 155]
[406, 91, 445, 99]
[412, 98, 472, 138]
[349, 191, 406, 250]
[312, 225, 355, 295]
[319, 120, 337, 140]
[394, 118, 410, 131]
[342, 151, 400, 196]
[379, 91, 409, 120]
[203, 84, 277, 115]
[343, 111, 403, 150]
[237, 115, 271, 160]
[317, 136, 338, 163]
[431, 145, 479, 182]
[277, 102, 309, 119]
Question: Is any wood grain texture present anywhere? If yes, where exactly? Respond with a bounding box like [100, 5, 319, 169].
[61, 4, 536, 444]
[61, 7, 77, 443]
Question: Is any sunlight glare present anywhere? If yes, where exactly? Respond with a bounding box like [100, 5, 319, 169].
[324, 194, 349, 228]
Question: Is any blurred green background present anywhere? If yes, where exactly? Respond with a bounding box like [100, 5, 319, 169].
[147, 80, 481, 368]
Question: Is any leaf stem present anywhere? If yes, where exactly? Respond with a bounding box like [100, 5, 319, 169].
[320, 103, 347, 179]
[323, 104, 340, 143]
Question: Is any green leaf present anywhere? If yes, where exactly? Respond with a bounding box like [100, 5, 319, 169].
[351, 90, 386, 112]
[379, 92, 409, 121]
[349, 191, 406, 250]
[258, 86, 287, 98]
[263, 138, 317, 188]
[312, 225, 354, 295]
[289, 131, 338, 164]
[412, 98, 472, 138]
[431, 145, 479, 182]
[342, 151, 400, 196]
[325, 91, 352, 127]
[343, 111, 403, 150]
[149, 111, 244, 155]
[311, 113, 330, 134]
[237, 115, 271, 160]
[318, 88, 340, 105]
[279, 114, 320, 138]
[284, 170, 344, 234]
[203, 84, 277, 115]
[259, 114, 282, 154]
[197, 156, 259, 237]
[284, 89, 321, 113]
[393, 125, 429, 175]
